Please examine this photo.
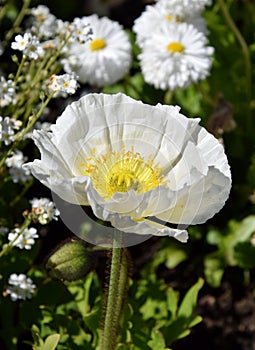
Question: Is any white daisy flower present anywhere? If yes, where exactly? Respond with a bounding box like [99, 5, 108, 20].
[24, 93, 231, 245]
[138, 22, 214, 91]
[6, 273, 36, 301]
[156, 0, 212, 13]
[65, 14, 132, 87]
[133, 1, 207, 48]
[8, 227, 38, 250]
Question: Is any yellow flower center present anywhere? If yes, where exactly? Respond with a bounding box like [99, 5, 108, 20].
[166, 14, 173, 21]
[90, 38, 106, 51]
[166, 42, 184, 53]
[81, 147, 164, 199]
[166, 14, 182, 22]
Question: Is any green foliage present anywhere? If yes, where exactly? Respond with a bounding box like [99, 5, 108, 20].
[118, 275, 204, 349]
[205, 216, 255, 286]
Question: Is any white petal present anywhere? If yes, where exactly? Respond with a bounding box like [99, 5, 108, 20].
[157, 166, 231, 225]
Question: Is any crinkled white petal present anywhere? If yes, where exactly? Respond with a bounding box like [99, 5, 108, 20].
[66, 14, 132, 87]
[23, 130, 90, 205]
[50, 93, 201, 173]
[139, 22, 214, 90]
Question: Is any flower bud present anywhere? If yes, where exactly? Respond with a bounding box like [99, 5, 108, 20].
[46, 240, 93, 281]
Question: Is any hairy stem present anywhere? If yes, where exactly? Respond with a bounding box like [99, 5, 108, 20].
[100, 231, 123, 350]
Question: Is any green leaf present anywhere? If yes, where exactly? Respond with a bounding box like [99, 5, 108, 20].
[148, 329, 170, 350]
[40, 334, 60, 350]
[233, 241, 255, 268]
[166, 288, 179, 321]
[204, 252, 225, 287]
[177, 278, 204, 319]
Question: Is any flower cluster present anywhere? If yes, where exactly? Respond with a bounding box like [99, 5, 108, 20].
[133, 0, 214, 90]
[6, 273, 36, 301]
[0, 77, 16, 107]
[0, 116, 22, 145]
[5, 150, 32, 183]
[30, 197, 60, 224]
[8, 227, 38, 250]
[11, 33, 44, 60]
[45, 73, 79, 97]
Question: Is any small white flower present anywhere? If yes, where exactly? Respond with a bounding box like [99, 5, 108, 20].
[8, 227, 38, 250]
[30, 5, 58, 39]
[45, 73, 78, 97]
[11, 33, 31, 51]
[30, 198, 60, 224]
[0, 116, 22, 145]
[70, 17, 93, 44]
[24, 93, 231, 243]
[6, 150, 32, 183]
[0, 77, 16, 106]
[66, 14, 132, 87]
[5, 150, 25, 168]
[133, 1, 208, 48]
[12, 33, 44, 60]
[6, 273, 36, 301]
[138, 22, 214, 90]
[31, 4, 50, 20]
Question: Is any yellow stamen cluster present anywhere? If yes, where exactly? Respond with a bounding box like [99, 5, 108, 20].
[90, 38, 106, 51]
[80, 146, 165, 199]
[166, 41, 185, 53]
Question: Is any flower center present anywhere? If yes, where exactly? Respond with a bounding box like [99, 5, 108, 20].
[81, 147, 164, 199]
[166, 14, 182, 22]
[166, 41, 184, 53]
[89, 38, 106, 51]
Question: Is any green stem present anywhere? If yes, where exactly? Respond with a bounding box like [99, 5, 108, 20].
[4, 0, 31, 44]
[14, 55, 26, 85]
[114, 249, 129, 334]
[0, 217, 31, 259]
[100, 231, 123, 350]
[164, 90, 173, 105]
[217, 0, 252, 102]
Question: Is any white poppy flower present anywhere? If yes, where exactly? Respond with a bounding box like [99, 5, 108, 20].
[24, 93, 231, 244]
[133, 1, 208, 48]
[65, 14, 132, 87]
[138, 22, 214, 91]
